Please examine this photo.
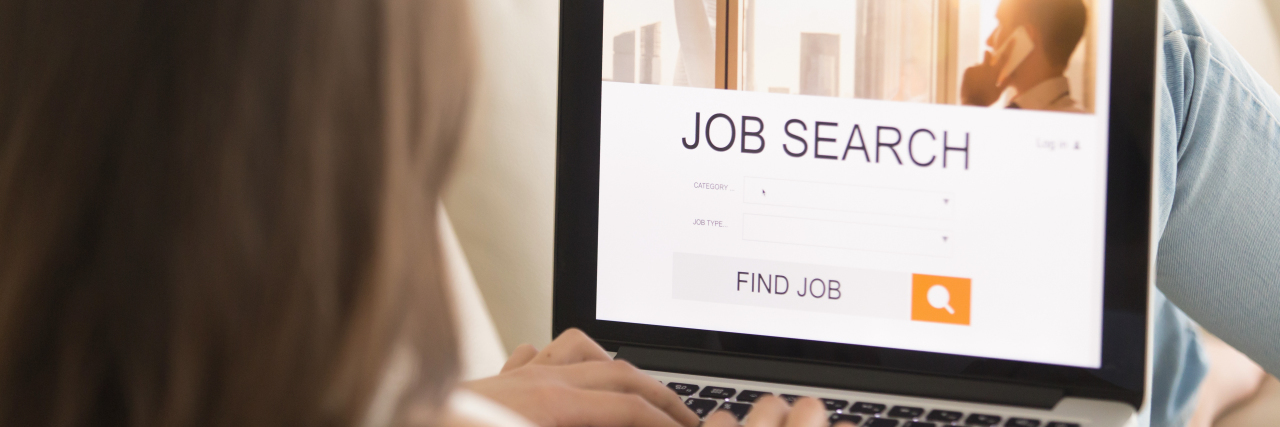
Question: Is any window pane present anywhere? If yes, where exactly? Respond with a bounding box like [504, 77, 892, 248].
[603, 0, 718, 88]
[853, 0, 937, 103]
[740, 0, 858, 96]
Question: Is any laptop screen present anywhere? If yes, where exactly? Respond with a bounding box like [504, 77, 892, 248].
[595, 0, 1112, 369]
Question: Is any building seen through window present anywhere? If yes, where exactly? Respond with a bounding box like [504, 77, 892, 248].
[603, 0, 1096, 113]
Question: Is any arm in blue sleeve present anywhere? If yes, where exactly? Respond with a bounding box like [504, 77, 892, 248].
[1155, 0, 1280, 378]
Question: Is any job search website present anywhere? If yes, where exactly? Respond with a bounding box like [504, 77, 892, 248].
[596, 0, 1112, 368]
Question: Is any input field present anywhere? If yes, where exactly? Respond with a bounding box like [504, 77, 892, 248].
[742, 177, 951, 218]
[742, 214, 950, 257]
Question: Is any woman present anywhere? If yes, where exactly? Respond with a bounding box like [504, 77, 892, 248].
[0, 0, 832, 425]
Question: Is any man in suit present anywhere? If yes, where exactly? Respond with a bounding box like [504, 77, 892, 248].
[961, 0, 1088, 112]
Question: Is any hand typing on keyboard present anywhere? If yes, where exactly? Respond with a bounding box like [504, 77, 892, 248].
[463, 328, 700, 427]
[704, 395, 836, 427]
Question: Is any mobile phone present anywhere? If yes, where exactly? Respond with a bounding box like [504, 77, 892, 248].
[994, 26, 1034, 87]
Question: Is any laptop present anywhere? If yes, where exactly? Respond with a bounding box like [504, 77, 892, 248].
[554, 1, 1159, 426]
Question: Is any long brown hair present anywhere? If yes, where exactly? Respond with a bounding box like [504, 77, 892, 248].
[0, 0, 471, 425]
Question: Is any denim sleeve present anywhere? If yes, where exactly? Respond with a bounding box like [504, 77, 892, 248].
[1148, 290, 1207, 427]
[1156, 0, 1280, 375]
[1148, 0, 1280, 424]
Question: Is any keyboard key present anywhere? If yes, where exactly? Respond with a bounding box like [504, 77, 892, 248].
[927, 410, 964, 422]
[888, 406, 925, 418]
[1046, 423, 1080, 427]
[684, 398, 718, 418]
[966, 413, 1002, 425]
[666, 382, 699, 396]
[699, 386, 737, 399]
[780, 394, 802, 404]
[821, 398, 849, 411]
[829, 413, 863, 426]
[829, 414, 860, 424]
[849, 402, 888, 414]
[1006, 418, 1042, 427]
[736, 390, 771, 402]
[906, 422, 937, 427]
[718, 401, 752, 421]
[867, 418, 901, 427]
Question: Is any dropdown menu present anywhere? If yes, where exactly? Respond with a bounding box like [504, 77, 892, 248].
[743, 177, 953, 219]
[742, 214, 950, 257]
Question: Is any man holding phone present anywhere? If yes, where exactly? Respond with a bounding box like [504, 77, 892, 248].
[961, 0, 1088, 112]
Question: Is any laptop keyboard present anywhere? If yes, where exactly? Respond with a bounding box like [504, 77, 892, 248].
[664, 381, 1083, 427]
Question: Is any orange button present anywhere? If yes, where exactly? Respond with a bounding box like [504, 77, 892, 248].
[911, 274, 971, 325]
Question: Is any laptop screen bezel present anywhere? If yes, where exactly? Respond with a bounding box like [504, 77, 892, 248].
[553, 0, 1157, 408]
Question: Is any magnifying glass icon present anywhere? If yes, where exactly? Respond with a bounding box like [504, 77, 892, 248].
[927, 284, 955, 315]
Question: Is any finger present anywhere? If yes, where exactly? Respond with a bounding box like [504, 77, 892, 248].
[553, 388, 685, 427]
[557, 360, 699, 427]
[704, 410, 739, 427]
[744, 395, 790, 427]
[784, 397, 827, 427]
[983, 50, 994, 66]
[832, 422, 858, 427]
[502, 344, 539, 373]
[533, 328, 612, 366]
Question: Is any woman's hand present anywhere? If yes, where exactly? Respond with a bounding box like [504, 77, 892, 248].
[463, 328, 700, 427]
[703, 396, 852, 427]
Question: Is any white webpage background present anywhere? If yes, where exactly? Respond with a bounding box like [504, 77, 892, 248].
[596, 5, 1113, 369]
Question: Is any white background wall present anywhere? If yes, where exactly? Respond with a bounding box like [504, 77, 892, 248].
[443, 0, 561, 352]
[1185, 0, 1280, 90]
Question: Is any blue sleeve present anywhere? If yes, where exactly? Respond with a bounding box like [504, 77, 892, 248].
[1156, 0, 1280, 377]
[1148, 0, 1280, 424]
[1148, 290, 1207, 427]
